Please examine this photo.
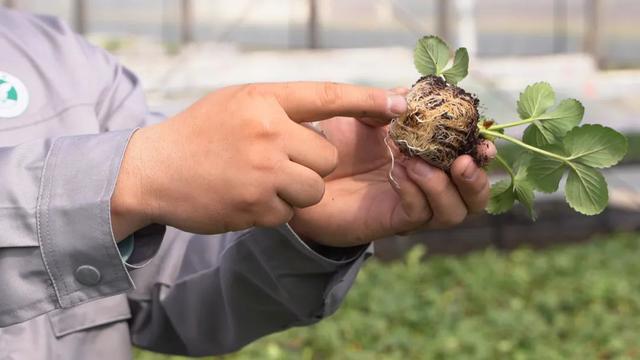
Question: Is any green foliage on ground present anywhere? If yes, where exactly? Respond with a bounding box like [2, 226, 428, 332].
[136, 232, 640, 360]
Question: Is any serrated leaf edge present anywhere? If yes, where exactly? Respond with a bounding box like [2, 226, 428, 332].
[414, 35, 449, 76]
[564, 124, 629, 169]
[486, 179, 515, 215]
[564, 164, 609, 216]
[517, 82, 555, 120]
[442, 47, 469, 85]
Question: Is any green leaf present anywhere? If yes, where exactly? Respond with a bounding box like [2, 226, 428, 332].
[487, 179, 515, 215]
[513, 152, 533, 172]
[528, 154, 566, 193]
[486, 160, 537, 219]
[522, 99, 584, 146]
[487, 155, 537, 219]
[517, 82, 555, 120]
[537, 98, 584, 134]
[414, 36, 450, 76]
[513, 160, 537, 219]
[565, 163, 608, 215]
[514, 178, 536, 219]
[522, 125, 548, 148]
[442, 48, 469, 85]
[563, 124, 628, 168]
[522, 124, 623, 215]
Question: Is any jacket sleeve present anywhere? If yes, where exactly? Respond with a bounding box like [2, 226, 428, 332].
[0, 13, 164, 327]
[72, 20, 374, 355]
[1, 12, 373, 352]
[127, 225, 372, 356]
[0, 129, 145, 327]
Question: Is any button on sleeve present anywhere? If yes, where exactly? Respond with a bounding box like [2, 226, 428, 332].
[74, 265, 102, 286]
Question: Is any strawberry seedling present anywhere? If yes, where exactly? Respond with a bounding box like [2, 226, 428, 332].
[389, 35, 628, 218]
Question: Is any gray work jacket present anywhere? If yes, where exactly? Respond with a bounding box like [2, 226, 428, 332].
[0, 8, 370, 359]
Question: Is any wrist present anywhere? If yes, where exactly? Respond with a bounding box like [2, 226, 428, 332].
[111, 129, 154, 241]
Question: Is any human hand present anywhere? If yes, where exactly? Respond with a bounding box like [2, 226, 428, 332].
[110, 82, 405, 239]
[289, 89, 496, 247]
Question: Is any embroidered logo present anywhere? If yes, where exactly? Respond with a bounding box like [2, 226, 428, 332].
[0, 71, 29, 118]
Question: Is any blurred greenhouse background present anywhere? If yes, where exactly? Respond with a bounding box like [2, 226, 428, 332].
[5, 0, 640, 358]
[9, 0, 640, 66]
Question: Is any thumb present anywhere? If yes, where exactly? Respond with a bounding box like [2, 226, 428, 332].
[357, 87, 411, 127]
[388, 163, 433, 232]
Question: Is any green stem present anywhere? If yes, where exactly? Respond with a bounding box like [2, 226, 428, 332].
[485, 118, 533, 131]
[494, 154, 515, 179]
[480, 129, 568, 163]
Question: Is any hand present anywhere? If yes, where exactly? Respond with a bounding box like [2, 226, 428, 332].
[110, 82, 405, 240]
[289, 89, 496, 247]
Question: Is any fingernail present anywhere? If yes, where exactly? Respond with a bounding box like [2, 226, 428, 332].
[410, 160, 435, 178]
[387, 94, 407, 116]
[463, 161, 478, 181]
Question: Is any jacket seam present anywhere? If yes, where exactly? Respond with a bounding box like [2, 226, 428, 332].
[0, 296, 56, 317]
[2, 278, 133, 318]
[36, 137, 64, 307]
[47, 138, 72, 302]
[0, 102, 95, 132]
[52, 312, 132, 337]
[102, 131, 137, 290]
[46, 138, 73, 302]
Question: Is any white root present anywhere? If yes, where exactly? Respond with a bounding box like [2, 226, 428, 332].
[384, 129, 400, 189]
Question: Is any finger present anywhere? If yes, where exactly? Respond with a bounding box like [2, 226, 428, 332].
[270, 82, 407, 123]
[388, 164, 433, 232]
[406, 159, 468, 228]
[477, 140, 497, 160]
[254, 196, 295, 228]
[450, 155, 491, 213]
[275, 162, 326, 208]
[357, 87, 411, 127]
[284, 123, 338, 177]
[357, 116, 392, 127]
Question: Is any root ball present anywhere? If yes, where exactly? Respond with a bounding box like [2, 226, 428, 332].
[389, 75, 482, 171]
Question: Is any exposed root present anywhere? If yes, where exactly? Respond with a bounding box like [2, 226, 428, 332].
[384, 131, 400, 189]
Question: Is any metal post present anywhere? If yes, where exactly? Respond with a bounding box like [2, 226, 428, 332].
[454, 0, 477, 58]
[584, 0, 602, 68]
[73, 0, 87, 35]
[180, 0, 194, 44]
[308, 0, 319, 49]
[553, 0, 568, 53]
[436, 0, 449, 42]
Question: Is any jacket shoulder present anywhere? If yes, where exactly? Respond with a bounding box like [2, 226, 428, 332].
[0, 8, 108, 66]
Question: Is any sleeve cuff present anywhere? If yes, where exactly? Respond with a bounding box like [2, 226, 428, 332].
[275, 224, 374, 320]
[281, 223, 370, 264]
[37, 129, 138, 308]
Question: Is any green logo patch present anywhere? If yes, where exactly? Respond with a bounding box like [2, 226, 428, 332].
[0, 72, 29, 118]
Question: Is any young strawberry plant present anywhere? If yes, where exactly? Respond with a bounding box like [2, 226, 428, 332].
[389, 35, 628, 218]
